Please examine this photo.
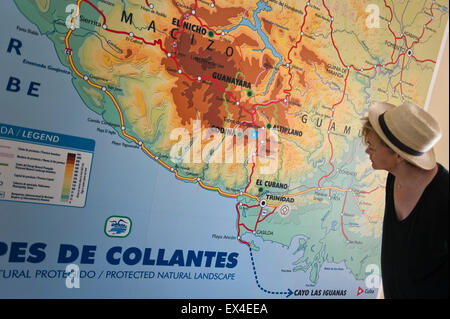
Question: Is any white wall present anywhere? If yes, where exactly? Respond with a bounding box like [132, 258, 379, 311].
[427, 31, 449, 170]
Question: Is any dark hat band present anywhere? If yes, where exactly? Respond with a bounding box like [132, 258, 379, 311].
[378, 112, 424, 156]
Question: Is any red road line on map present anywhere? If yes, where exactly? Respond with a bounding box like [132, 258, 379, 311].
[283, 2, 311, 98]
[236, 203, 251, 247]
[240, 223, 254, 233]
[245, 161, 256, 194]
[316, 70, 350, 188]
[192, 4, 221, 36]
[83, 0, 106, 24]
[236, 203, 278, 246]
[241, 204, 258, 210]
[354, 186, 380, 195]
[255, 207, 264, 226]
[286, 2, 310, 63]
[257, 207, 277, 224]
[411, 56, 436, 64]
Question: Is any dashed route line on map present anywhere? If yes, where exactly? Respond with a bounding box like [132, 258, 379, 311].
[248, 246, 293, 298]
[64, 0, 438, 248]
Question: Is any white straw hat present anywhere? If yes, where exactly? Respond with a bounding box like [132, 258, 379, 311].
[367, 101, 442, 170]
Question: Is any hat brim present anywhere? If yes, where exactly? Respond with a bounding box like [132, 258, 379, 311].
[368, 102, 436, 170]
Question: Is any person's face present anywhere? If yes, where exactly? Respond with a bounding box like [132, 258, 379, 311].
[365, 130, 398, 171]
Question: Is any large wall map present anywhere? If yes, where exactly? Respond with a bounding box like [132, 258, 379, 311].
[0, 0, 448, 298]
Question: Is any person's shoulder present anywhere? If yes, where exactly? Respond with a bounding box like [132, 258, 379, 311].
[436, 163, 449, 188]
[431, 163, 449, 210]
[438, 163, 449, 175]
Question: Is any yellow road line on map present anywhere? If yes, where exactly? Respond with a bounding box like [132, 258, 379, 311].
[64, 30, 72, 50]
[198, 181, 239, 198]
[174, 170, 198, 182]
[87, 80, 102, 90]
[67, 56, 83, 78]
[245, 193, 260, 201]
[123, 132, 139, 144]
[141, 145, 156, 159]
[157, 158, 171, 170]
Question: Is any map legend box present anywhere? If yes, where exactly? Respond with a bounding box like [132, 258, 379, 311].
[0, 123, 95, 207]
